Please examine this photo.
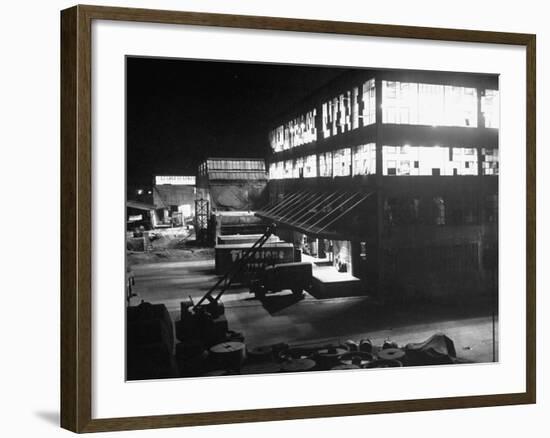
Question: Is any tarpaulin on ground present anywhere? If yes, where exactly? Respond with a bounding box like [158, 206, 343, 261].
[404, 333, 457, 365]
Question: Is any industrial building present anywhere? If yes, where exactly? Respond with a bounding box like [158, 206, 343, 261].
[152, 175, 196, 227]
[126, 199, 156, 231]
[256, 69, 499, 303]
[196, 158, 268, 211]
[195, 158, 268, 242]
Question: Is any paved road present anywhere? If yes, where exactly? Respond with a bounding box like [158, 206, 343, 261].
[131, 258, 498, 363]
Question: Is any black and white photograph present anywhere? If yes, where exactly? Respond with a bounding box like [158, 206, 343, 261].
[125, 57, 499, 381]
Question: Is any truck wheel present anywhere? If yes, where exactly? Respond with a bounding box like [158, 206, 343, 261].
[254, 286, 266, 300]
[292, 288, 304, 297]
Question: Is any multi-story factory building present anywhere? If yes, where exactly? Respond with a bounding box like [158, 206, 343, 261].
[257, 69, 499, 303]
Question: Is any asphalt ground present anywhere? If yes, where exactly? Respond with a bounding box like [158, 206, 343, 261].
[130, 258, 498, 363]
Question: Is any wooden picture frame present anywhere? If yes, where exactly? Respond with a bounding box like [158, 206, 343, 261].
[61, 4, 536, 433]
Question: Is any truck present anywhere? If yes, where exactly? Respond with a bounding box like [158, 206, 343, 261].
[250, 262, 312, 299]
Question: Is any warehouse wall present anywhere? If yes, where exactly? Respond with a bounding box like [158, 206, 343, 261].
[208, 181, 267, 211]
[153, 185, 195, 210]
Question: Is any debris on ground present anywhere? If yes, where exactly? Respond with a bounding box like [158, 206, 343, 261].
[129, 298, 466, 380]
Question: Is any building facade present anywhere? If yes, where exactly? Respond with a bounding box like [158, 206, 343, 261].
[152, 175, 196, 227]
[257, 69, 499, 303]
[196, 158, 268, 212]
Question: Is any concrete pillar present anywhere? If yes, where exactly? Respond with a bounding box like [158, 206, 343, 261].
[476, 87, 486, 270]
[374, 76, 385, 298]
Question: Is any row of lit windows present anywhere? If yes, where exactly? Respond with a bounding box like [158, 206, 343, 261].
[269, 80, 499, 153]
[383, 145, 498, 176]
[268, 144, 376, 180]
[269, 109, 318, 152]
[382, 81, 478, 127]
[481, 89, 499, 129]
[268, 145, 498, 179]
[382, 81, 499, 129]
[321, 79, 376, 139]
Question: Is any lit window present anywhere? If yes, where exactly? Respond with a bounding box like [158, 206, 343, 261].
[304, 155, 317, 178]
[333, 148, 351, 177]
[339, 93, 349, 133]
[481, 90, 499, 128]
[322, 84, 372, 136]
[293, 157, 304, 178]
[383, 145, 478, 176]
[269, 109, 317, 151]
[481, 148, 499, 175]
[352, 87, 360, 129]
[352, 144, 376, 175]
[276, 161, 284, 179]
[362, 79, 376, 126]
[382, 81, 477, 128]
[322, 102, 331, 139]
[332, 97, 339, 136]
[284, 160, 293, 178]
[269, 161, 285, 180]
[319, 152, 333, 177]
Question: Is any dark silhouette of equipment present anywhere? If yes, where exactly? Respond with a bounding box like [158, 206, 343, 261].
[174, 224, 277, 376]
[192, 223, 277, 312]
[250, 262, 312, 299]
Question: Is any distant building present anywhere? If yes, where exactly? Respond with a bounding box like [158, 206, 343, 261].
[126, 199, 156, 231]
[152, 175, 196, 227]
[196, 158, 268, 212]
[195, 158, 269, 243]
[257, 69, 499, 302]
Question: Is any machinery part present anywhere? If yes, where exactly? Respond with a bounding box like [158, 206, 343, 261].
[382, 340, 399, 350]
[271, 342, 290, 357]
[368, 359, 403, 368]
[252, 284, 266, 300]
[209, 341, 247, 371]
[204, 300, 225, 319]
[176, 311, 229, 347]
[314, 346, 349, 369]
[247, 345, 275, 363]
[359, 339, 373, 353]
[175, 318, 196, 343]
[377, 348, 405, 361]
[240, 362, 281, 375]
[194, 223, 276, 310]
[344, 340, 359, 352]
[180, 297, 194, 319]
[278, 346, 313, 362]
[340, 351, 374, 368]
[261, 262, 312, 297]
[331, 364, 360, 371]
[225, 330, 245, 343]
[281, 358, 316, 373]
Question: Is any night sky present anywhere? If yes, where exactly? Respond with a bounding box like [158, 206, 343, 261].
[126, 57, 351, 187]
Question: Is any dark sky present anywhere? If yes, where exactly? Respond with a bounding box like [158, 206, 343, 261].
[126, 57, 351, 186]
